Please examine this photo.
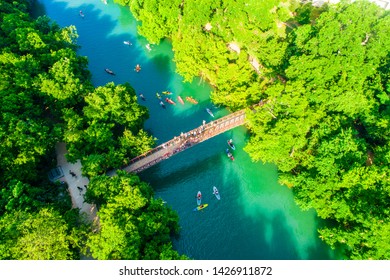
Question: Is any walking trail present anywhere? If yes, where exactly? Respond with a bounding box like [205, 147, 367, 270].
[55, 142, 97, 223]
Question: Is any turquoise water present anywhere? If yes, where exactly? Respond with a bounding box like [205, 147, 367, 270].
[34, 0, 339, 260]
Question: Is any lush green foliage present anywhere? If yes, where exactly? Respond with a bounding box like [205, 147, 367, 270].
[245, 0, 390, 259]
[119, 0, 390, 259]
[0, 0, 181, 260]
[0, 208, 80, 259]
[0, 1, 87, 182]
[63, 82, 155, 177]
[85, 171, 187, 260]
[0, 0, 90, 259]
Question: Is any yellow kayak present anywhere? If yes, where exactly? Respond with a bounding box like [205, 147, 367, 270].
[193, 204, 208, 211]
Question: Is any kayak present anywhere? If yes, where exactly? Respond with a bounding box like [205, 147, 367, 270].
[177, 96, 184, 105]
[227, 139, 236, 150]
[226, 148, 234, 161]
[123, 40, 132, 46]
[165, 97, 176, 105]
[197, 191, 202, 205]
[206, 108, 214, 117]
[156, 93, 162, 99]
[159, 101, 166, 109]
[213, 186, 220, 200]
[193, 204, 208, 211]
[104, 68, 115, 75]
[186, 96, 198, 104]
[162, 91, 172, 95]
[134, 64, 141, 72]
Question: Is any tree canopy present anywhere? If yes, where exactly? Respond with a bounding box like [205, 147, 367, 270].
[84, 171, 187, 260]
[0, 0, 182, 260]
[63, 82, 155, 177]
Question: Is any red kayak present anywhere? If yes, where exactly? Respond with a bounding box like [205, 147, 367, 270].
[226, 149, 234, 161]
[165, 97, 176, 105]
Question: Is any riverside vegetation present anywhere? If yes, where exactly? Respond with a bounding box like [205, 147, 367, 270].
[115, 0, 390, 259]
[0, 0, 186, 260]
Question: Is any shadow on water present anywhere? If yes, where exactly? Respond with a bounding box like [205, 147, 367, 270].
[150, 53, 174, 76]
[139, 151, 223, 191]
[30, 0, 46, 17]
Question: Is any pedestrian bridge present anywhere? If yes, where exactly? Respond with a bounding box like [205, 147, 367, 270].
[110, 102, 265, 175]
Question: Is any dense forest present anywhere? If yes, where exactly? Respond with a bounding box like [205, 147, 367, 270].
[0, 0, 185, 259]
[117, 0, 390, 259]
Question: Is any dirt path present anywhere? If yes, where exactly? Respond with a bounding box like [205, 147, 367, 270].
[55, 142, 97, 223]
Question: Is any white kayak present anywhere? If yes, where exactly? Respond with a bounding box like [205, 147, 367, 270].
[197, 191, 202, 205]
[206, 108, 214, 117]
[213, 186, 220, 200]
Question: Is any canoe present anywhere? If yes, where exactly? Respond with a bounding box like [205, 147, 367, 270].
[227, 139, 236, 150]
[104, 68, 115, 75]
[206, 108, 214, 117]
[165, 97, 176, 105]
[213, 186, 220, 200]
[197, 191, 202, 205]
[193, 204, 208, 211]
[177, 96, 184, 105]
[226, 148, 234, 161]
[186, 96, 198, 104]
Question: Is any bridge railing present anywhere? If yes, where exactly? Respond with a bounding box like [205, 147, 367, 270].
[120, 109, 247, 172]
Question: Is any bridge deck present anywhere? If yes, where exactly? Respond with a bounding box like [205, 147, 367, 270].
[118, 109, 247, 174]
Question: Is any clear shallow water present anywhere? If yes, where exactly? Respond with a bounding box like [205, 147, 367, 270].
[34, 0, 339, 260]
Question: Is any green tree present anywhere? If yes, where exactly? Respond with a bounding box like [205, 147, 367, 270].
[0, 209, 78, 260]
[63, 82, 154, 176]
[246, 0, 390, 259]
[85, 171, 185, 260]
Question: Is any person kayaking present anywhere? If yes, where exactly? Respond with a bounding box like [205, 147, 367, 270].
[206, 108, 214, 117]
[139, 93, 145, 101]
[79, 10, 84, 18]
[226, 148, 234, 160]
[156, 92, 162, 99]
[159, 101, 165, 108]
[228, 139, 235, 150]
[104, 68, 115, 75]
[134, 64, 141, 72]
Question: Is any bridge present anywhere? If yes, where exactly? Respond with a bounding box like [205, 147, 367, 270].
[108, 101, 266, 175]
